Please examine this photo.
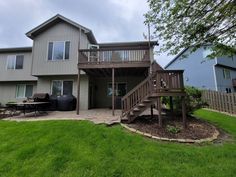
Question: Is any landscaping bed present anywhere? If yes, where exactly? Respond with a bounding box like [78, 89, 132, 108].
[126, 115, 218, 140]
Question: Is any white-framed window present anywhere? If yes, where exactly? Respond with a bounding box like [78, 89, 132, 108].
[107, 82, 127, 97]
[223, 68, 231, 79]
[51, 80, 73, 96]
[6, 55, 24, 70]
[16, 84, 33, 98]
[48, 41, 70, 60]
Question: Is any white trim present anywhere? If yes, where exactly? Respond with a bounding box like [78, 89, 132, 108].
[213, 65, 218, 91]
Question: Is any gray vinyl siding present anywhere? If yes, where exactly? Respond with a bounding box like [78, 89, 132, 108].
[90, 76, 145, 108]
[166, 47, 217, 90]
[80, 32, 91, 49]
[0, 52, 37, 81]
[214, 66, 236, 92]
[0, 81, 37, 105]
[216, 55, 236, 67]
[31, 21, 90, 76]
[37, 75, 89, 110]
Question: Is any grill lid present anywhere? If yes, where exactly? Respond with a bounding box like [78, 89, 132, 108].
[33, 93, 49, 101]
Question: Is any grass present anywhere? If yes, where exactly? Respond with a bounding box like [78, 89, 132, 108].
[194, 109, 236, 138]
[0, 109, 235, 177]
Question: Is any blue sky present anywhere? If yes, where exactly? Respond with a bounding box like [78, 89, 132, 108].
[0, 0, 174, 66]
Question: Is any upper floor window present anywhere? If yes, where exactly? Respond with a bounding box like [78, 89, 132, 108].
[48, 41, 70, 60]
[223, 68, 231, 79]
[7, 55, 24, 69]
[16, 84, 33, 98]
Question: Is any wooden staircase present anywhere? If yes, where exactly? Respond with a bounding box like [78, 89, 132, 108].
[121, 70, 186, 123]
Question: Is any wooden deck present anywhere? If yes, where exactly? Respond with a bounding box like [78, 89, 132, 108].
[78, 47, 151, 69]
[76, 46, 186, 127]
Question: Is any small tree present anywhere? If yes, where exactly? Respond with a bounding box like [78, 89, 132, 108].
[145, 0, 236, 57]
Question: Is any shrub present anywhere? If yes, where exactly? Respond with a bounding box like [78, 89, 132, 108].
[166, 125, 180, 134]
[163, 86, 206, 115]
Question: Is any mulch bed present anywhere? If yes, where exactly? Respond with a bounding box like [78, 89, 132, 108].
[126, 115, 217, 140]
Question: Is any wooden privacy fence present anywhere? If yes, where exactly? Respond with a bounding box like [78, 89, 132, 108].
[202, 90, 236, 115]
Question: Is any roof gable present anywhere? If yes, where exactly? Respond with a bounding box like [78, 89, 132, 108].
[26, 14, 97, 44]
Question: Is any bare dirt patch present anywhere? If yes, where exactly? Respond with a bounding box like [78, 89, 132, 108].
[126, 115, 219, 140]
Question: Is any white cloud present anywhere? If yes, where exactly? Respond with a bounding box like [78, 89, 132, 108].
[109, 0, 148, 21]
[0, 0, 174, 66]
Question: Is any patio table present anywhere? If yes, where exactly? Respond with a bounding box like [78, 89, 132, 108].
[7, 102, 49, 117]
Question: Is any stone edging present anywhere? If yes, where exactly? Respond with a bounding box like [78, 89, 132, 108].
[121, 123, 220, 143]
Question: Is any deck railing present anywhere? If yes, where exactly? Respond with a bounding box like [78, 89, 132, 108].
[121, 70, 184, 116]
[79, 48, 150, 64]
[154, 70, 184, 93]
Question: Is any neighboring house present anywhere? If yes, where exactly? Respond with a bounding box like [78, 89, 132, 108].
[0, 14, 186, 124]
[165, 46, 236, 93]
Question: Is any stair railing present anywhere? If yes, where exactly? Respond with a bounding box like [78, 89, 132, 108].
[121, 70, 185, 117]
[121, 75, 154, 117]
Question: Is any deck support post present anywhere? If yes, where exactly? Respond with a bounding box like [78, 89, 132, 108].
[150, 104, 154, 119]
[76, 69, 81, 115]
[169, 96, 174, 119]
[181, 96, 187, 129]
[112, 68, 115, 116]
[157, 97, 162, 127]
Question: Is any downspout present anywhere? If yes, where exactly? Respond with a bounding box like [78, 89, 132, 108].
[213, 57, 218, 91]
[147, 23, 152, 75]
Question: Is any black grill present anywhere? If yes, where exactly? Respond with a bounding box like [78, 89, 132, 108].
[33, 93, 50, 102]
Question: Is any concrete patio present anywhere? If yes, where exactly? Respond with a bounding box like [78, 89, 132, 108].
[3, 108, 158, 125]
[4, 109, 122, 125]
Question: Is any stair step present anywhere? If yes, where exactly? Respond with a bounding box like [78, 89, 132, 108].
[121, 117, 128, 120]
[148, 95, 158, 99]
[143, 99, 151, 103]
[138, 103, 146, 107]
[129, 112, 134, 116]
[133, 108, 140, 112]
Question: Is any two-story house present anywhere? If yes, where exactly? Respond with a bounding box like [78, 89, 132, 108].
[0, 14, 186, 126]
[165, 46, 236, 93]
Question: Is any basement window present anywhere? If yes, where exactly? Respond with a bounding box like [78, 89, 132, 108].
[51, 80, 73, 96]
[48, 41, 70, 60]
[16, 84, 33, 98]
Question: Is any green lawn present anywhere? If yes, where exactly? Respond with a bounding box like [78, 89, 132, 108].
[0, 109, 235, 177]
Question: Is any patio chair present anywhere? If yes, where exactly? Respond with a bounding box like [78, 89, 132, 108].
[0, 104, 16, 118]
